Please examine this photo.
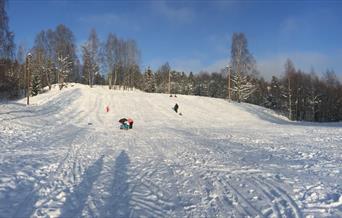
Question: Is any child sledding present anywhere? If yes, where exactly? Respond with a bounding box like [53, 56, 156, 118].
[118, 118, 134, 130]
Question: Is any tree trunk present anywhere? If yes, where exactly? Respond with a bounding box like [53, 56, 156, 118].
[108, 73, 112, 89]
[45, 70, 51, 90]
[288, 77, 292, 120]
[89, 70, 92, 88]
[114, 68, 117, 90]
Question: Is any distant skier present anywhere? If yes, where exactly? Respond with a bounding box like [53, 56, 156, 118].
[173, 103, 179, 113]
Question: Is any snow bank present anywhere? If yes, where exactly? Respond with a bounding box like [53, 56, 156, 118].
[0, 84, 341, 217]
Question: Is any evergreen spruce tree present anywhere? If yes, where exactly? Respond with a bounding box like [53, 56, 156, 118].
[31, 74, 41, 96]
[144, 67, 155, 92]
[187, 72, 195, 95]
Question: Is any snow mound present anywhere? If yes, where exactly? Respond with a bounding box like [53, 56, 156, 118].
[1, 84, 341, 218]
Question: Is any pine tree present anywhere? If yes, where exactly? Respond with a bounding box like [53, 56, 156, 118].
[179, 72, 187, 95]
[144, 67, 155, 92]
[307, 73, 321, 121]
[31, 74, 41, 96]
[209, 72, 226, 98]
[170, 70, 181, 95]
[94, 71, 105, 85]
[267, 76, 283, 109]
[187, 72, 195, 95]
[155, 62, 170, 93]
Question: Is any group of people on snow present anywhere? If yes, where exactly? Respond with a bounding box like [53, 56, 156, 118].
[119, 118, 134, 130]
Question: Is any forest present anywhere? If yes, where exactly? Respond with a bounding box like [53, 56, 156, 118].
[1, 0, 341, 122]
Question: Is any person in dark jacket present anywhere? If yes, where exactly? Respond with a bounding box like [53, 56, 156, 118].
[173, 103, 179, 113]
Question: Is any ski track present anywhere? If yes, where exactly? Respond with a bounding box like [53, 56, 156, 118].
[0, 84, 341, 218]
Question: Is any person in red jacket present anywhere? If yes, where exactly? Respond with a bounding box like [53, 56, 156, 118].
[128, 118, 134, 129]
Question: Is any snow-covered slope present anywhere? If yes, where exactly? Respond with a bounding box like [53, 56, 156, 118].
[0, 84, 341, 218]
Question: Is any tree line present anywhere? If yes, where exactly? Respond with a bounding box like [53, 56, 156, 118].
[0, 0, 341, 122]
[0, 0, 141, 97]
[1, 24, 141, 94]
[142, 33, 342, 122]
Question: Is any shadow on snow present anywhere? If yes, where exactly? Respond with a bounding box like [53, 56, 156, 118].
[238, 103, 342, 127]
[100, 150, 131, 218]
[60, 155, 104, 218]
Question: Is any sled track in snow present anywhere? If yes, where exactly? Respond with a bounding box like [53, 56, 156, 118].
[127, 134, 184, 217]
[250, 178, 282, 218]
[162, 125, 303, 217]
[201, 170, 303, 218]
[95, 96, 105, 126]
[11, 127, 87, 217]
[253, 176, 302, 218]
[217, 173, 264, 217]
[32, 131, 106, 217]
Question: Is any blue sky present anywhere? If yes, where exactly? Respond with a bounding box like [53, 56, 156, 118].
[7, 0, 342, 80]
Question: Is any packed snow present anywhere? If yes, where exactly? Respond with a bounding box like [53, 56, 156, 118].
[0, 84, 341, 218]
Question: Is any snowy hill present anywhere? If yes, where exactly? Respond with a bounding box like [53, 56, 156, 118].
[1, 84, 341, 217]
